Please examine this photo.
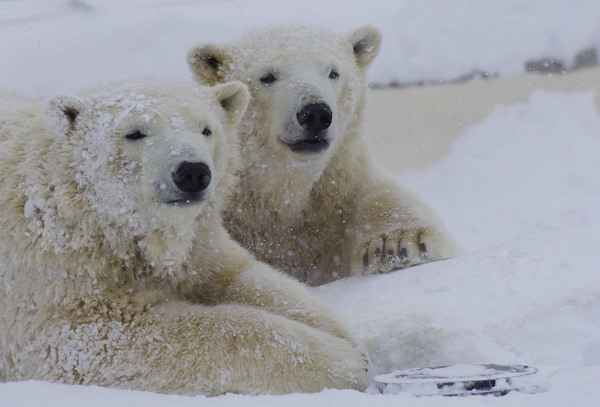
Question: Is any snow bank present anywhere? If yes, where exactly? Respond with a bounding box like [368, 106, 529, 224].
[397, 90, 600, 251]
[316, 89, 600, 405]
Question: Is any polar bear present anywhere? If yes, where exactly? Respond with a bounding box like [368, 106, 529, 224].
[187, 25, 458, 286]
[0, 81, 371, 395]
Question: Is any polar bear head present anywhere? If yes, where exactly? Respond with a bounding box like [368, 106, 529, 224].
[40, 81, 248, 273]
[187, 26, 381, 210]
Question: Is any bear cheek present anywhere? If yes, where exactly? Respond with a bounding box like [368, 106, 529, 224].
[136, 164, 165, 204]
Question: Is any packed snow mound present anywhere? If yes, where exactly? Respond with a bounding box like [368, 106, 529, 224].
[397, 90, 600, 252]
[316, 220, 600, 375]
[311, 89, 600, 403]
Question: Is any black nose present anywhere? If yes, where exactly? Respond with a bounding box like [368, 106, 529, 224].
[172, 162, 211, 193]
[297, 103, 332, 132]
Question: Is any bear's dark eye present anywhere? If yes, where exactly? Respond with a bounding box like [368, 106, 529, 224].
[125, 130, 147, 141]
[202, 127, 212, 137]
[260, 73, 277, 85]
[329, 69, 339, 80]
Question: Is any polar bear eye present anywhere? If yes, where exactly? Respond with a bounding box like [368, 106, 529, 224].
[125, 130, 147, 141]
[260, 73, 277, 85]
[202, 127, 212, 137]
[329, 69, 340, 80]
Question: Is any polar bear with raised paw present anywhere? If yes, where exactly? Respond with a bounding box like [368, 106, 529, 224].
[188, 25, 457, 286]
[0, 80, 371, 395]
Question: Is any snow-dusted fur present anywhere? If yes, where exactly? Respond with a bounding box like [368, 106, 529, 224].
[188, 25, 458, 286]
[0, 81, 372, 395]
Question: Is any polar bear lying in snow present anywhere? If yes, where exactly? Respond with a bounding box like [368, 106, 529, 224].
[188, 25, 457, 286]
[0, 80, 371, 395]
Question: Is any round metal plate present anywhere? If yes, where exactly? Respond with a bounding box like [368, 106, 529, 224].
[373, 364, 542, 396]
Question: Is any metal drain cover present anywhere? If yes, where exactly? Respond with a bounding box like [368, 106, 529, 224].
[372, 364, 544, 396]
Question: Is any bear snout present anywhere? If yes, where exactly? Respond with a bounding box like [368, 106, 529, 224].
[172, 161, 212, 194]
[297, 103, 332, 133]
[286, 103, 332, 154]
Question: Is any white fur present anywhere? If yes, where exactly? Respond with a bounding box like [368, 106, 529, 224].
[188, 25, 458, 286]
[0, 80, 371, 395]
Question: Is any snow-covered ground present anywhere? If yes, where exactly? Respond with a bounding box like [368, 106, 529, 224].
[2, 0, 600, 406]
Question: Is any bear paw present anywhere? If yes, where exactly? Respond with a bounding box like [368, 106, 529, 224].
[355, 229, 435, 275]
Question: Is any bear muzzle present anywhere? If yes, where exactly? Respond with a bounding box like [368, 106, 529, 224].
[166, 161, 212, 205]
[287, 102, 332, 154]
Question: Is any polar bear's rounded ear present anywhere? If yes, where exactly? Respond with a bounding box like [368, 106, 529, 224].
[44, 95, 88, 135]
[347, 25, 382, 69]
[211, 81, 249, 127]
[188, 44, 231, 86]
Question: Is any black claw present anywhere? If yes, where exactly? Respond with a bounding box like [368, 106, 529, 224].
[362, 250, 369, 268]
[420, 243, 427, 256]
[400, 248, 408, 261]
[374, 247, 381, 259]
[387, 249, 395, 260]
[363, 354, 369, 372]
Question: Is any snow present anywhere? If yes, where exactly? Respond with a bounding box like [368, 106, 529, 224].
[2, 0, 600, 406]
[396, 90, 600, 252]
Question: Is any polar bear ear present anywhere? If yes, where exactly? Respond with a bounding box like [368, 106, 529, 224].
[211, 81, 249, 127]
[347, 25, 382, 69]
[188, 44, 231, 86]
[44, 95, 88, 135]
